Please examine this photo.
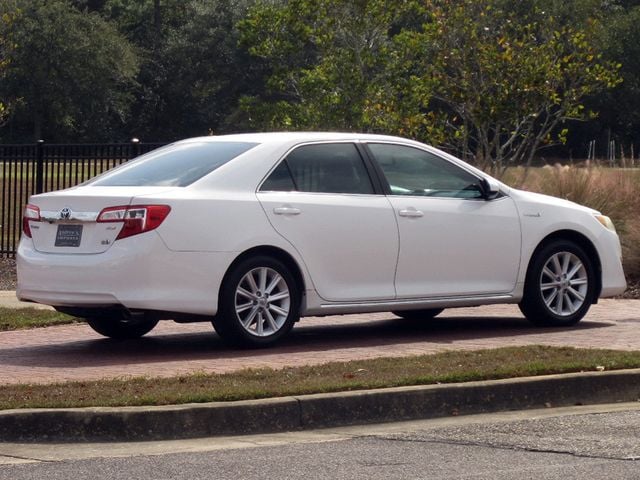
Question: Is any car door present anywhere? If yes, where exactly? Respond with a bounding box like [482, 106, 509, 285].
[257, 142, 398, 302]
[366, 142, 521, 298]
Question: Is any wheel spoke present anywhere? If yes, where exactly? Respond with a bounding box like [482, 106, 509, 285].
[245, 272, 259, 295]
[542, 266, 556, 279]
[240, 306, 259, 328]
[566, 262, 583, 281]
[237, 287, 256, 300]
[551, 254, 563, 275]
[544, 288, 559, 308]
[561, 253, 571, 275]
[236, 301, 254, 313]
[264, 309, 278, 332]
[541, 281, 560, 291]
[259, 267, 267, 293]
[269, 304, 288, 317]
[555, 289, 564, 313]
[265, 273, 283, 294]
[564, 293, 575, 314]
[570, 278, 588, 286]
[567, 287, 585, 302]
[268, 291, 290, 302]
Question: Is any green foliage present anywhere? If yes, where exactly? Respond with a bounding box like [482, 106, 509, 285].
[0, 307, 76, 331]
[0, 0, 139, 141]
[0, 0, 636, 155]
[405, 0, 621, 174]
[99, 0, 254, 140]
[238, 0, 442, 139]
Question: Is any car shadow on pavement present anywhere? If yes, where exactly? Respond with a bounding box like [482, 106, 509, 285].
[0, 315, 614, 370]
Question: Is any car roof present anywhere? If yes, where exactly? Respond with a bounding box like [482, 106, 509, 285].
[175, 132, 422, 145]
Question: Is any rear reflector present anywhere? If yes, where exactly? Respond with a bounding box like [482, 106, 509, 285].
[97, 205, 171, 240]
[22, 204, 41, 238]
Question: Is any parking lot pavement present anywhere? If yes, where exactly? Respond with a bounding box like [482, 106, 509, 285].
[0, 299, 638, 385]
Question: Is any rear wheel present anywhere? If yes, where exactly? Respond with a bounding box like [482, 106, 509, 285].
[519, 240, 596, 327]
[392, 308, 444, 320]
[213, 256, 300, 347]
[86, 316, 159, 339]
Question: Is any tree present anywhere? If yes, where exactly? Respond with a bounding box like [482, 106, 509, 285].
[238, 0, 441, 139]
[399, 0, 621, 174]
[100, 0, 253, 140]
[0, 0, 139, 142]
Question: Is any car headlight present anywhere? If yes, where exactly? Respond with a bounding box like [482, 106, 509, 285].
[594, 214, 616, 233]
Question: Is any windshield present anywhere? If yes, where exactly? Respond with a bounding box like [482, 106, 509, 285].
[91, 141, 258, 187]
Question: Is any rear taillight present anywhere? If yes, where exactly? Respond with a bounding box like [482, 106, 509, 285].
[22, 204, 41, 238]
[97, 205, 171, 240]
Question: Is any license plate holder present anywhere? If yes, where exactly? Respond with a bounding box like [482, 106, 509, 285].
[55, 224, 83, 247]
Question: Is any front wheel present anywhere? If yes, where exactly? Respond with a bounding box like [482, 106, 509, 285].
[213, 256, 300, 347]
[519, 240, 596, 327]
[86, 316, 159, 339]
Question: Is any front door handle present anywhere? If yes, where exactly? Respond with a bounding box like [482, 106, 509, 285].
[398, 208, 424, 218]
[273, 206, 301, 215]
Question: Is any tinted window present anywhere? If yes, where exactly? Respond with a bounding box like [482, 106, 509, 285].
[92, 142, 258, 187]
[368, 143, 483, 199]
[260, 161, 296, 191]
[271, 143, 374, 195]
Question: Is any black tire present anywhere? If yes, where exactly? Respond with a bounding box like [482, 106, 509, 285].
[213, 255, 301, 347]
[86, 316, 159, 339]
[392, 308, 444, 321]
[519, 239, 596, 327]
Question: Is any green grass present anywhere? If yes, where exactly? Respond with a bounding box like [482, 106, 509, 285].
[2, 345, 639, 410]
[0, 307, 77, 331]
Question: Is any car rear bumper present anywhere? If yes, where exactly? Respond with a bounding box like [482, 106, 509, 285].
[16, 233, 235, 316]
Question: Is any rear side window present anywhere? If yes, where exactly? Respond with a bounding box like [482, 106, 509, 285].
[260, 143, 374, 195]
[92, 142, 258, 187]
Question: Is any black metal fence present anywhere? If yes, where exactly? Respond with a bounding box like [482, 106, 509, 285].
[1, 141, 167, 257]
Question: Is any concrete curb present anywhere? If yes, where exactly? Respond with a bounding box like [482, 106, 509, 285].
[1, 369, 640, 442]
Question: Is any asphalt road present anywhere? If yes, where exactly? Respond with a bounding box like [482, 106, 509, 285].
[1, 403, 639, 479]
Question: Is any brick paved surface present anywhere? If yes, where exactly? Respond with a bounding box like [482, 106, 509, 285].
[0, 299, 638, 385]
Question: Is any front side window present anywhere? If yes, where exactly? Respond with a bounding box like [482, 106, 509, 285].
[260, 143, 375, 195]
[92, 141, 258, 187]
[368, 143, 483, 199]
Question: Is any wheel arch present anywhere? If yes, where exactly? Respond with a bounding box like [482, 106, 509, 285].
[526, 230, 602, 302]
[221, 245, 307, 309]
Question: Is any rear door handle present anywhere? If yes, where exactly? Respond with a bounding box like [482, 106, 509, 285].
[273, 206, 301, 215]
[398, 208, 424, 218]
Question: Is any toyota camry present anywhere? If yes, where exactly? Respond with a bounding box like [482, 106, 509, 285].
[17, 133, 627, 346]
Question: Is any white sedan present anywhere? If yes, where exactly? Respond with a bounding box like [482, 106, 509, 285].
[17, 133, 627, 346]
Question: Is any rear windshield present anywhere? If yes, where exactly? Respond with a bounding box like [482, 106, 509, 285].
[91, 141, 258, 187]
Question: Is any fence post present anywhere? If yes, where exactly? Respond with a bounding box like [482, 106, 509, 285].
[35, 139, 45, 194]
[131, 137, 140, 159]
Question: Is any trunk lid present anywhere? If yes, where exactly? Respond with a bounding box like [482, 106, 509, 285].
[27, 186, 176, 254]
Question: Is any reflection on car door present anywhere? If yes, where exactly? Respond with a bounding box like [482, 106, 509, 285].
[257, 142, 399, 302]
[367, 143, 521, 298]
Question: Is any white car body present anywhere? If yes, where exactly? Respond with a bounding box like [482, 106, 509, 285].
[17, 133, 627, 345]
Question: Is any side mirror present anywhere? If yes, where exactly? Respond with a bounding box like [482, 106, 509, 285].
[479, 177, 501, 200]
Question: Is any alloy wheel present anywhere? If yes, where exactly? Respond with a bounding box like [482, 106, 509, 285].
[539, 251, 588, 316]
[234, 266, 291, 337]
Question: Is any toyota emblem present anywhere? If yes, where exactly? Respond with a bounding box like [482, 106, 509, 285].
[60, 207, 72, 220]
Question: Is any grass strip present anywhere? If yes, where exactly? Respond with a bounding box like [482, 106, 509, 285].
[2, 345, 640, 410]
[0, 307, 77, 331]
